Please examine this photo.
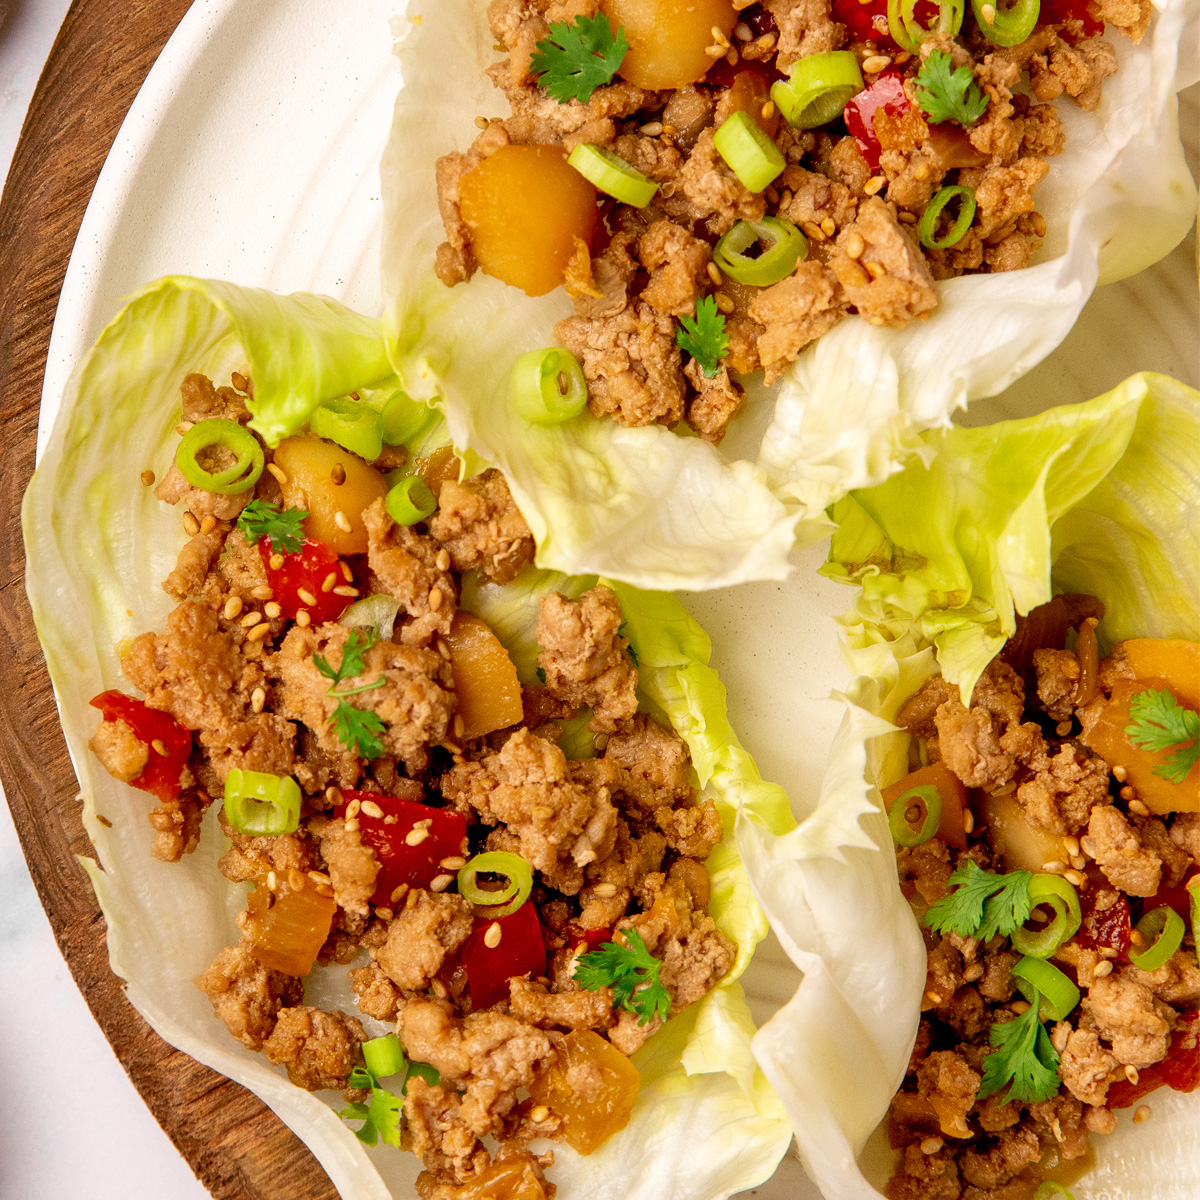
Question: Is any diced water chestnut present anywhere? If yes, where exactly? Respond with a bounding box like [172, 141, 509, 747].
[445, 612, 524, 741]
[600, 0, 738, 90]
[459, 145, 597, 296]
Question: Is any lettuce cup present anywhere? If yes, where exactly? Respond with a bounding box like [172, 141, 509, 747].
[379, 2, 1197, 591]
[746, 372, 1199, 1199]
[21, 275, 817, 1200]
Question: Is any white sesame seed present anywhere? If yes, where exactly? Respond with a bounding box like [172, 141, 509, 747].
[862, 54, 891, 73]
[430, 873, 453, 892]
[845, 232, 865, 259]
[360, 800, 384, 820]
[435, 548, 451, 572]
[1133, 1104, 1152, 1124]
[429, 587, 444, 612]
[1128, 799, 1149, 817]
[296, 609, 311, 627]
[251, 687, 266, 714]
[264, 601, 282, 619]
[182, 512, 200, 536]
[223, 596, 244, 620]
[322, 572, 338, 593]
[151, 739, 168, 757]
[332, 585, 360, 597]
[439, 856, 467, 871]
[531, 1104, 551, 1123]
[405, 827, 430, 847]
[266, 462, 289, 486]
[1094, 960, 1114, 978]
[592, 883, 618, 898]
[246, 622, 271, 642]
[981, 2, 996, 20]
[920, 1137, 943, 1155]
[1125, 1065, 1139, 1085]
[864, 176, 886, 196]
[333, 510, 353, 533]
[484, 921, 503, 948]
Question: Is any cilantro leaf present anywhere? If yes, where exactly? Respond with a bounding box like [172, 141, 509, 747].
[915, 50, 989, 127]
[574, 927, 672, 1026]
[976, 997, 1061, 1106]
[1126, 687, 1200, 784]
[675, 296, 729, 380]
[923, 861, 1032, 941]
[529, 15, 628, 105]
[236, 499, 308, 554]
[331, 701, 386, 760]
[314, 629, 377, 689]
[339, 1086, 402, 1147]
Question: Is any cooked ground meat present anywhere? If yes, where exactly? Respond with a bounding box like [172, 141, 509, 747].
[1087, 804, 1163, 896]
[195, 938, 302, 1051]
[427, 469, 535, 585]
[310, 814, 380, 918]
[371, 890, 474, 991]
[263, 1005, 366, 1091]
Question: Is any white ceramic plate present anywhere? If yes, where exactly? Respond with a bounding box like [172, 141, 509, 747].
[35, 0, 1199, 1196]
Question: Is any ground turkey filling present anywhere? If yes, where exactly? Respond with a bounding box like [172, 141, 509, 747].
[435, 0, 1152, 444]
[88, 374, 736, 1199]
[885, 601, 1199, 1200]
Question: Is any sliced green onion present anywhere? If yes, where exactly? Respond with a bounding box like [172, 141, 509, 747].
[348, 1064, 375, 1091]
[1033, 1184, 1075, 1200]
[889, 0, 964, 52]
[385, 476, 437, 526]
[970, 0, 1040, 47]
[309, 396, 384, 462]
[458, 851, 533, 919]
[1012, 957, 1081, 1022]
[771, 51, 864, 129]
[888, 784, 942, 847]
[567, 143, 658, 207]
[509, 347, 588, 426]
[713, 217, 809, 286]
[713, 110, 785, 193]
[1011, 873, 1081, 959]
[223, 768, 301, 836]
[1129, 905, 1185, 971]
[1189, 876, 1200, 968]
[379, 389, 435, 447]
[919, 186, 977, 250]
[402, 1060, 441, 1095]
[340, 594, 403, 642]
[363, 1033, 406, 1079]
[176, 419, 264, 496]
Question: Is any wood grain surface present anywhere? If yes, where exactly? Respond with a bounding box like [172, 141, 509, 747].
[0, 3, 338, 1197]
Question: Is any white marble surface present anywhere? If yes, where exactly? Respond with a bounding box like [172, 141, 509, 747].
[1, 3, 209, 1197]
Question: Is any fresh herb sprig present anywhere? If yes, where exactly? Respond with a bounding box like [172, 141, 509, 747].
[923, 861, 1033, 942]
[314, 629, 387, 759]
[574, 927, 672, 1026]
[976, 994, 1062, 1106]
[530, 15, 628, 105]
[340, 1065, 403, 1147]
[1126, 687, 1199, 785]
[915, 50, 989, 127]
[236, 499, 308, 554]
[675, 296, 729, 380]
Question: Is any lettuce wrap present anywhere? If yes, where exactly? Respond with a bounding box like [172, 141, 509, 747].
[22, 275, 802, 1200]
[379, 0, 1197, 592]
[747, 372, 1200, 1199]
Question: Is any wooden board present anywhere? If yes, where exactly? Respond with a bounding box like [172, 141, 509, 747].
[0, 3, 338, 1197]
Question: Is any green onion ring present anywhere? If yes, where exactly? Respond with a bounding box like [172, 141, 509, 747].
[770, 51, 864, 129]
[309, 395, 384, 462]
[919, 186, 977, 250]
[1011, 874, 1081, 959]
[176, 418, 265, 496]
[362, 1033, 406, 1079]
[888, 784, 942, 847]
[223, 768, 301, 836]
[567, 143, 658, 207]
[712, 110, 785, 193]
[458, 851, 533, 919]
[340, 594, 403, 642]
[1189, 876, 1199, 969]
[888, 0, 964, 51]
[713, 217, 809, 287]
[385, 476, 437, 526]
[1129, 905, 1185, 971]
[378, 389, 435, 447]
[1012, 956, 1081, 1022]
[1032, 1184, 1075, 1200]
[509, 346, 588, 426]
[970, 0, 1040, 47]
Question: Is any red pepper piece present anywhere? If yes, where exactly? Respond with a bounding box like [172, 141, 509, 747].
[89, 691, 192, 801]
[1038, 0, 1104, 36]
[336, 790, 468, 906]
[566, 924, 613, 952]
[843, 72, 910, 171]
[1077, 889, 1132, 958]
[1106, 1012, 1200, 1109]
[706, 55, 784, 89]
[1139, 883, 1194, 924]
[462, 902, 546, 1009]
[258, 538, 349, 623]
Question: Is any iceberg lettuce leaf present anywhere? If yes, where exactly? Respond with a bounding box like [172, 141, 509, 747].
[821, 373, 1199, 698]
[381, 1, 1197, 575]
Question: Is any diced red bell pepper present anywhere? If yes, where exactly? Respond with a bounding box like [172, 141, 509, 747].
[566, 925, 613, 952]
[258, 537, 349, 623]
[843, 72, 910, 171]
[335, 790, 468, 907]
[1077, 889, 1132, 958]
[89, 691, 192, 802]
[1140, 883, 1194, 924]
[462, 902, 546, 1009]
[1106, 1012, 1200, 1109]
[1038, 0, 1103, 37]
